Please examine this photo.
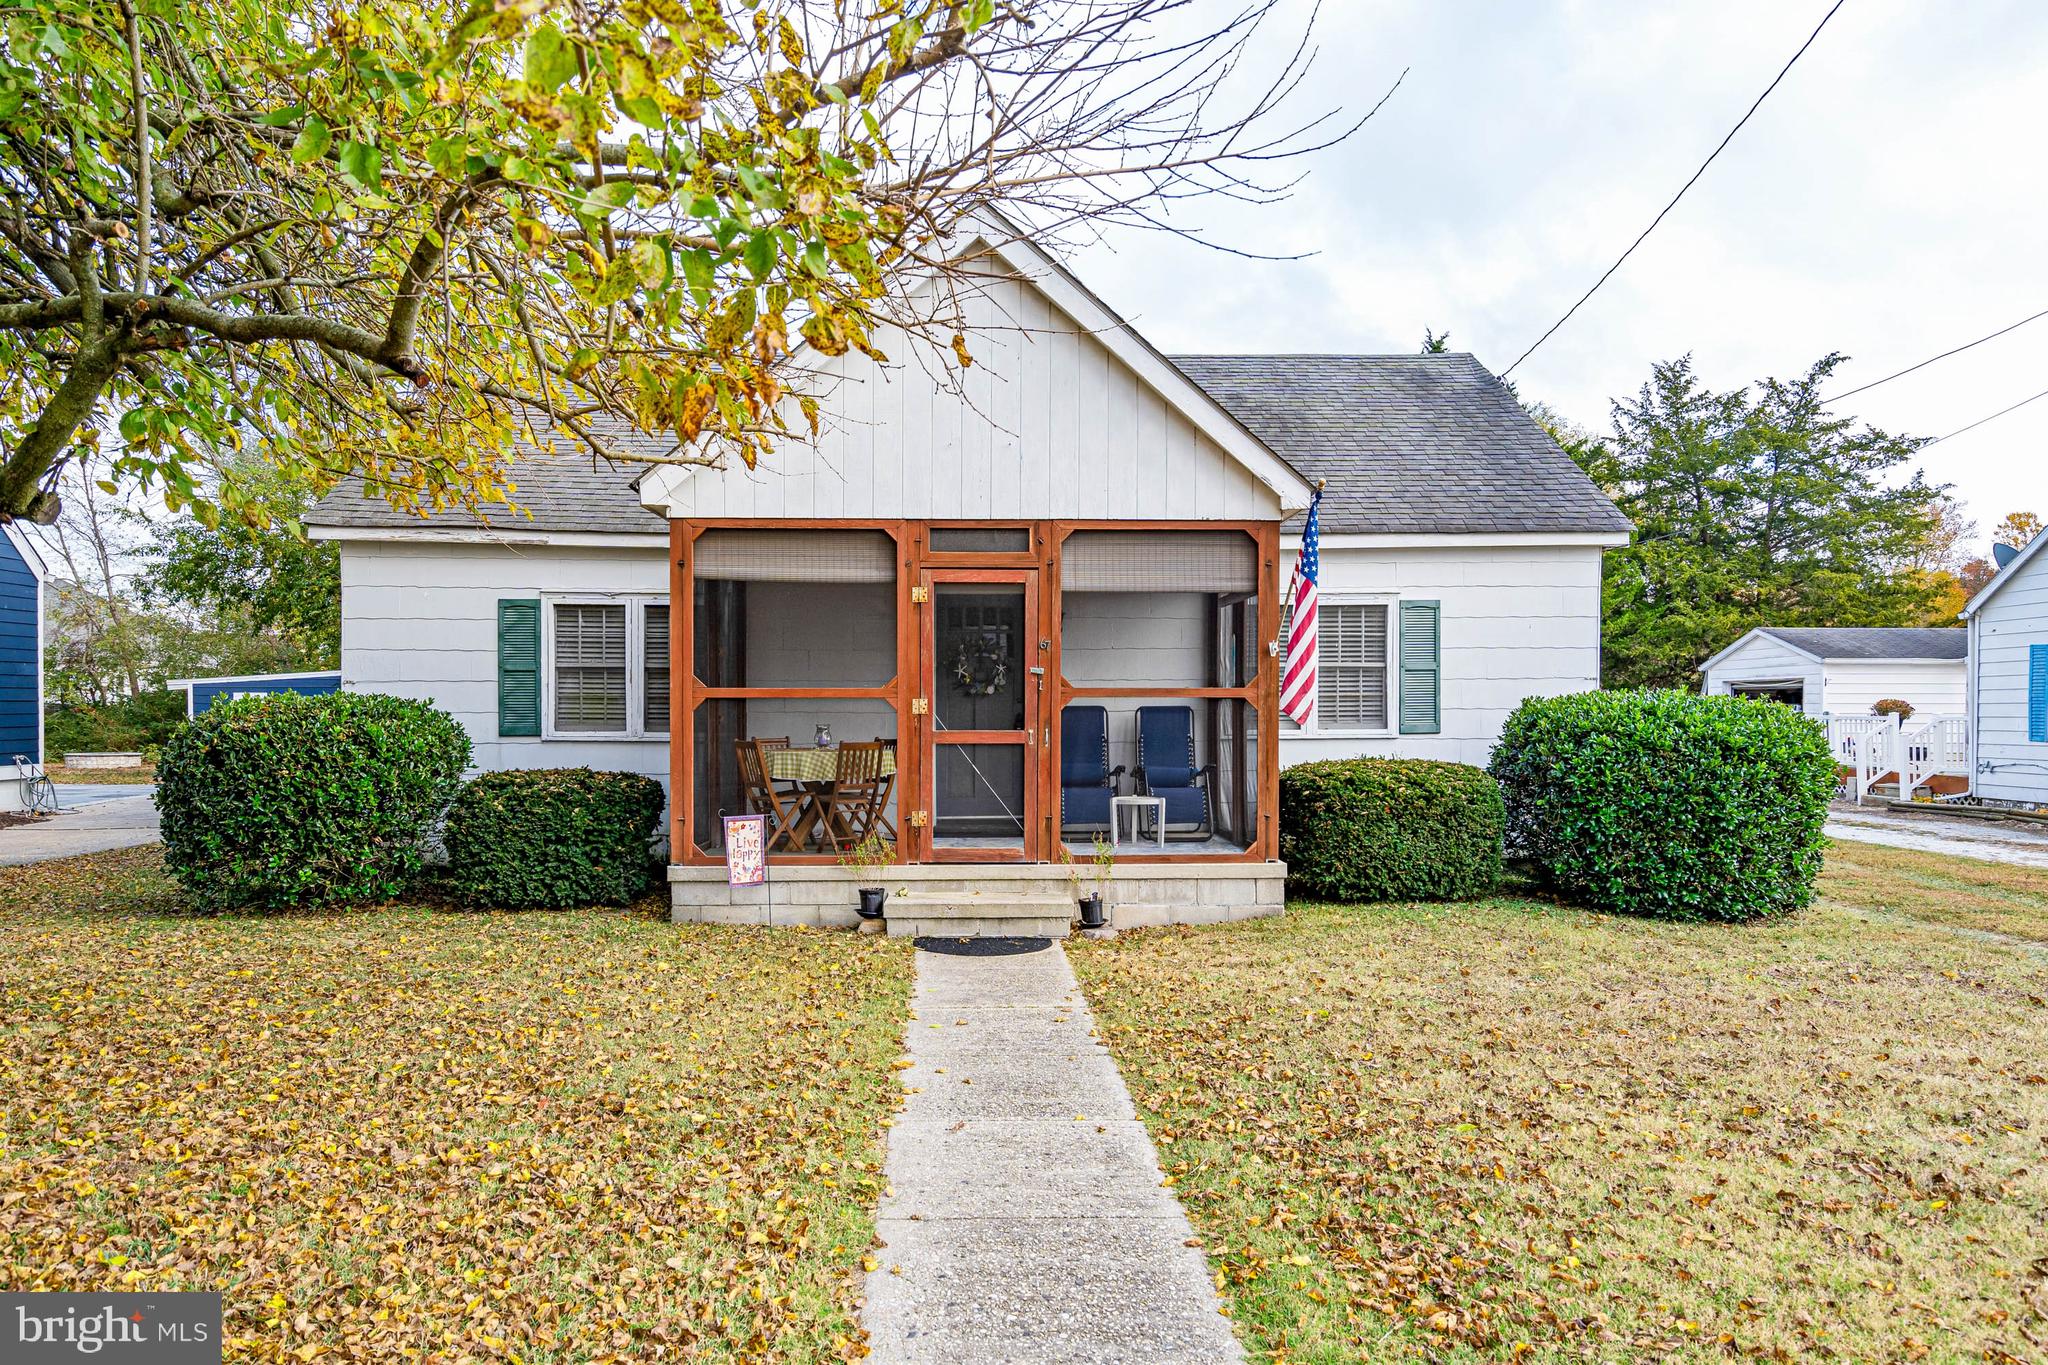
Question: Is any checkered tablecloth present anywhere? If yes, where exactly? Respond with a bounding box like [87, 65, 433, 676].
[765, 746, 897, 783]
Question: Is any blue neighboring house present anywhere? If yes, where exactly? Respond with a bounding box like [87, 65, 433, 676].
[2, 522, 47, 803]
[168, 670, 343, 718]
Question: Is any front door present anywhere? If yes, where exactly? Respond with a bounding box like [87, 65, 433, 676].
[918, 569, 1041, 861]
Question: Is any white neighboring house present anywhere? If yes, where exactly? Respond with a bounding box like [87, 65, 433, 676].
[1963, 537, 2048, 805]
[1699, 627, 1967, 718]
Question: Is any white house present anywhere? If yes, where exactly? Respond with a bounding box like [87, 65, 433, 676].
[1963, 537, 2048, 805]
[308, 233, 1627, 931]
[1699, 627, 1967, 718]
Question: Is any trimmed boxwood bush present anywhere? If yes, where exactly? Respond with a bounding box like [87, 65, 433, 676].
[442, 768, 665, 909]
[1488, 689, 1836, 923]
[1280, 758, 1504, 902]
[156, 692, 470, 911]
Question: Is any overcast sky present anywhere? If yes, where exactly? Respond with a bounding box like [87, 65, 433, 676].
[1068, 0, 2048, 550]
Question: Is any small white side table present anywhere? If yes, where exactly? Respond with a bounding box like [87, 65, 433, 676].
[1111, 795, 1166, 850]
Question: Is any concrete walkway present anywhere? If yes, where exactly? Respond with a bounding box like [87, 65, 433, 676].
[48, 782, 158, 808]
[0, 792, 161, 867]
[1827, 805, 2048, 870]
[864, 940, 1241, 1365]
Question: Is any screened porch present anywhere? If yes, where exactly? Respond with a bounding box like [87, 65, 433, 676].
[670, 522, 1278, 866]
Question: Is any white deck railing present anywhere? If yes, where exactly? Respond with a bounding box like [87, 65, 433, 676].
[1821, 712, 1969, 803]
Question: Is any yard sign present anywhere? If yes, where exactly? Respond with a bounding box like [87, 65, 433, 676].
[723, 815, 767, 887]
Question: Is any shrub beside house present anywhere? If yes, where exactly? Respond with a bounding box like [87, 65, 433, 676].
[156, 692, 470, 911]
[1280, 758, 1503, 903]
[1490, 690, 1836, 923]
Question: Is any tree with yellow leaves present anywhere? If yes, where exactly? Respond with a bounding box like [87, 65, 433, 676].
[0, 0, 1371, 528]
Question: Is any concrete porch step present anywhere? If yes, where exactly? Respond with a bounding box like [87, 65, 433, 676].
[885, 892, 1077, 940]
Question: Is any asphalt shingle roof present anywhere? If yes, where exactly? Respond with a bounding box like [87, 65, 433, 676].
[308, 353, 1630, 538]
[305, 420, 668, 535]
[1758, 627, 1967, 662]
[1167, 354, 1631, 536]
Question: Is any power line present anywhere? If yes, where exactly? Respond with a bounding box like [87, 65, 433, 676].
[1501, 0, 1847, 380]
[1823, 306, 2048, 405]
[1925, 384, 2048, 447]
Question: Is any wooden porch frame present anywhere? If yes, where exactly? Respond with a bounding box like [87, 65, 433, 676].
[668, 519, 1280, 866]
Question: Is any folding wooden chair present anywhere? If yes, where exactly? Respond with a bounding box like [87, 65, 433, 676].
[737, 739, 808, 851]
[866, 739, 899, 841]
[819, 740, 892, 851]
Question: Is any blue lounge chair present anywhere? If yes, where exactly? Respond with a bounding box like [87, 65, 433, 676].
[1136, 706, 1214, 840]
[1059, 705, 1123, 833]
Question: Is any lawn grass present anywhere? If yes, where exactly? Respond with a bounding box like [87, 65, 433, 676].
[1072, 842, 2048, 1364]
[0, 847, 913, 1363]
[1819, 837, 2048, 944]
[45, 763, 155, 784]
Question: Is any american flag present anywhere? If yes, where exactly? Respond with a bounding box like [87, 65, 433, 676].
[1281, 487, 1322, 726]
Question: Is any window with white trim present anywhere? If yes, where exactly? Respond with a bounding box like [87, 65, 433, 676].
[547, 597, 670, 737]
[1282, 600, 1393, 732]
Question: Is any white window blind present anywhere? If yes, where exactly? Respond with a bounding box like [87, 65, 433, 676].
[644, 604, 670, 735]
[554, 603, 628, 732]
[1308, 603, 1390, 730]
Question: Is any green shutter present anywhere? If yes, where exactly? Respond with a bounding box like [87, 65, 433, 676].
[2030, 644, 2048, 744]
[498, 599, 541, 737]
[1398, 599, 1440, 735]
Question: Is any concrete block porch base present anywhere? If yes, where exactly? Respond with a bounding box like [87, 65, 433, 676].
[666, 860, 1286, 934]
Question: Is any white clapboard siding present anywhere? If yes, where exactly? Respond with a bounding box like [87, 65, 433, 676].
[1972, 546, 2048, 802]
[1819, 660, 1966, 716]
[340, 540, 671, 783]
[1278, 542, 1607, 768]
[651, 270, 1283, 522]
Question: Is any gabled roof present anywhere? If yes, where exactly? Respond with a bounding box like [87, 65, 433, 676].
[308, 250, 1625, 539]
[1169, 354, 1631, 536]
[1700, 625, 1967, 673]
[2, 521, 49, 580]
[1962, 533, 2048, 618]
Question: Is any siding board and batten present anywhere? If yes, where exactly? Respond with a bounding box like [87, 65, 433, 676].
[644, 271, 1287, 524]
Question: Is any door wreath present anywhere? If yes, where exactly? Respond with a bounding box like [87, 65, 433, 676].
[949, 632, 1011, 696]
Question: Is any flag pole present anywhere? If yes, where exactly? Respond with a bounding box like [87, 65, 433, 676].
[1272, 479, 1326, 656]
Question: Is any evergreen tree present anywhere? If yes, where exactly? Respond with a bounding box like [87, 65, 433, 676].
[1572, 354, 1944, 689]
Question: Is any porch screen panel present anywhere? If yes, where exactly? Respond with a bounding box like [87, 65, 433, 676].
[1060, 531, 1255, 593]
[691, 529, 898, 689]
[693, 530, 896, 582]
[554, 603, 628, 732]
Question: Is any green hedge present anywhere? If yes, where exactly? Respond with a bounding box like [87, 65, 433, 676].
[1280, 758, 1504, 902]
[442, 768, 665, 909]
[45, 690, 187, 756]
[156, 692, 470, 911]
[1488, 689, 1836, 923]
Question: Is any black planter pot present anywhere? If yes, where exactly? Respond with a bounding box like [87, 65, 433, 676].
[1078, 893, 1106, 930]
[857, 887, 888, 920]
